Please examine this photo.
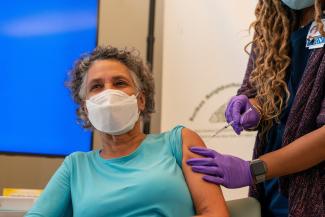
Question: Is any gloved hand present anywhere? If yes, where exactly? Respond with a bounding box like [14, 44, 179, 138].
[225, 95, 261, 135]
[186, 147, 253, 188]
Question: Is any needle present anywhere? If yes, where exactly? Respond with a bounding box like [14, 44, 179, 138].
[208, 108, 253, 139]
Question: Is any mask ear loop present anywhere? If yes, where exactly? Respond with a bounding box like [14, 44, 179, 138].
[135, 91, 143, 116]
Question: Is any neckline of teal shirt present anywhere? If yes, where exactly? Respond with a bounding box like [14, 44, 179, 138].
[95, 134, 153, 164]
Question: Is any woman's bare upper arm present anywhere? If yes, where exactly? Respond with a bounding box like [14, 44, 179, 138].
[181, 128, 229, 217]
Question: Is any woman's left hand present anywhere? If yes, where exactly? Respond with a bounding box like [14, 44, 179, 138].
[186, 147, 253, 188]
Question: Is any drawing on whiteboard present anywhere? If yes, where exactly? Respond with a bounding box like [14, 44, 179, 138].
[188, 83, 255, 139]
[209, 103, 227, 123]
[189, 83, 240, 122]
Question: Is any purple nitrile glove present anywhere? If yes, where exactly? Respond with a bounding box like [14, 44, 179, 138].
[186, 147, 253, 188]
[225, 95, 261, 135]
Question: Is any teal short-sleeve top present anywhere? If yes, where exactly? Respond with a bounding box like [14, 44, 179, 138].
[25, 125, 195, 217]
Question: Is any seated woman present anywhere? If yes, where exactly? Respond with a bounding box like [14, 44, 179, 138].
[25, 46, 229, 217]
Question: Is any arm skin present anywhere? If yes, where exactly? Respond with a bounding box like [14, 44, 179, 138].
[259, 126, 325, 180]
[181, 128, 230, 217]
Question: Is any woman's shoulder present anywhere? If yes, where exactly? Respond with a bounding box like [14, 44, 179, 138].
[146, 125, 184, 141]
[162, 125, 199, 140]
[159, 125, 185, 136]
[158, 125, 186, 166]
[64, 150, 97, 163]
[68, 150, 96, 157]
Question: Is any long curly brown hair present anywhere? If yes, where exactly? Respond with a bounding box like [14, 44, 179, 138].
[247, 0, 324, 139]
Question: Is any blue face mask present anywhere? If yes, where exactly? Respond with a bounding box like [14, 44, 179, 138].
[281, 0, 315, 10]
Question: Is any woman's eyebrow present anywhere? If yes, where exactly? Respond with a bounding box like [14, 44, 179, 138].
[112, 75, 130, 81]
[87, 78, 102, 87]
[86, 75, 132, 88]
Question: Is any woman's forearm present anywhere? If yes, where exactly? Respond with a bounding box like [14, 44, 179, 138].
[260, 126, 325, 180]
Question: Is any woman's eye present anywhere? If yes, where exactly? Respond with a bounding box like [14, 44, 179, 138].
[115, 80, 128, 86]
[90, 84, 102, 91]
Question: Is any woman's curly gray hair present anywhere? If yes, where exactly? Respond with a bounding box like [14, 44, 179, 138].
[66, 46, 155, 129]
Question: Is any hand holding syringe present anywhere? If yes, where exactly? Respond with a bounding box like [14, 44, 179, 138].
[207, 108, 253, 140]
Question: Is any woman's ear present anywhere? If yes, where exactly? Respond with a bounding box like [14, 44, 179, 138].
[81, 102, 88, 115]
[137, 91, 146, 113]
[79, 102, 92, 129]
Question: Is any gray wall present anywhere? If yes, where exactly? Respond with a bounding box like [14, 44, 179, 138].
[0, 0, 163, 192]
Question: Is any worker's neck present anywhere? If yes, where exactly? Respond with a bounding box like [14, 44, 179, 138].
[299, 6, 316, 27]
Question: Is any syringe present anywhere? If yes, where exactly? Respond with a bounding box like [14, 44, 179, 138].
[208, 107, 253, 139]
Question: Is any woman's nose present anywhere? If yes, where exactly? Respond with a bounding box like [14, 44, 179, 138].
[104, 83, 115, 90]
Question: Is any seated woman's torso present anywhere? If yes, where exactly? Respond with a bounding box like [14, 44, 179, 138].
[69, 126, 194, 217]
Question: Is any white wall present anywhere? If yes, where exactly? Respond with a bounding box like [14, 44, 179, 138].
[161, 0, 257, 200]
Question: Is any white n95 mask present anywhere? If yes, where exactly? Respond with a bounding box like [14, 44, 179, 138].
[281, 0, 314, 10]
[85, 89, 140, 135]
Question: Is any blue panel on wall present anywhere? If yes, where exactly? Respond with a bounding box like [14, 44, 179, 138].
[0, 1, 97, 156]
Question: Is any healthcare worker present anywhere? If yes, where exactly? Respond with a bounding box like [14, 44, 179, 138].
[187, 0, 325, 216]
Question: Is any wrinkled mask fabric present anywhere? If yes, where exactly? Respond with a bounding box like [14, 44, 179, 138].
[86, 89, 139, 135]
